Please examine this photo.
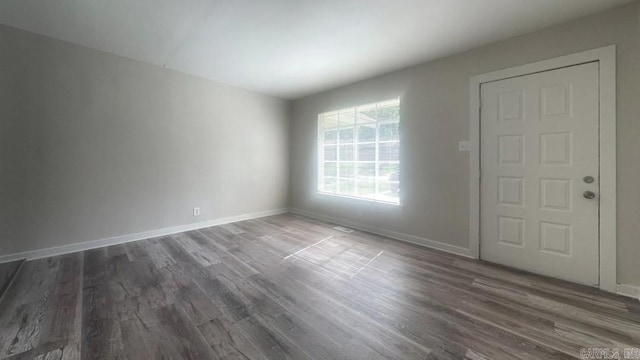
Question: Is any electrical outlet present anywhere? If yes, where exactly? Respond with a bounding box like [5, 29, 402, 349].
[193, 207, 201, 216]
[458, 140, 471, 151]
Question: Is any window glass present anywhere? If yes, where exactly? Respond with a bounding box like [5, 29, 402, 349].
[318, 98, 400, 204]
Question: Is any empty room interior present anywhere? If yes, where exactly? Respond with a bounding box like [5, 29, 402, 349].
[1, 0, 640, 359]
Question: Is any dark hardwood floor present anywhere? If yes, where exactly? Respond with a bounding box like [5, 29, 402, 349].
[0, 213, 638, 359]
[0, 259, 23, 300]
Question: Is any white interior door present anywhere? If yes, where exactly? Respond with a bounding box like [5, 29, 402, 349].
[480, 62, 599, 286]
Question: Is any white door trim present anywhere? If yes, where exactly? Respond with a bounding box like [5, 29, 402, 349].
[469, 45, 616, 292]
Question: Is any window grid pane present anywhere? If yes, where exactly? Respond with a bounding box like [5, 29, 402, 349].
[318, 98, 400, 204]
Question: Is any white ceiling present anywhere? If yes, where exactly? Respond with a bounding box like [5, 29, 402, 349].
[0, 0, 634, 99]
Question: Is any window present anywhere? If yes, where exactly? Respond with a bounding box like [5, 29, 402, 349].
[318, 98, 400, 205]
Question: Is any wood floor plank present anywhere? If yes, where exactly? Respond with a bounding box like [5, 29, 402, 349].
[381, 259, 640, 353]
[121, 303, 216, 359]
[0, 260, 24, 300]
[1, 213, 639, 360]
[247, 267, 433, 359]
[230, 315, 311, 360]
[39, 253, 83, 347]
[337, 260, 585, 359]
[197, 318, 254, 360]
[0, 258, 62, 358]
[80, 248, 126, 360]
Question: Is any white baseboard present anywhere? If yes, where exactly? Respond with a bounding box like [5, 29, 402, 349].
[290, 207, 475, 258]
[617, 284, 640, 300]
[0, 208, 289, 264]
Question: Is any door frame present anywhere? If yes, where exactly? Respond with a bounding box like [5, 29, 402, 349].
[468, 45, 616, 292]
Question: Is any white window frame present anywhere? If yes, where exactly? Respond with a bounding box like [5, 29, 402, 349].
[317, 99, 400, 205]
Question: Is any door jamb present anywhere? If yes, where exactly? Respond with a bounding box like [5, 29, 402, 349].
[468, 45, 617, 292]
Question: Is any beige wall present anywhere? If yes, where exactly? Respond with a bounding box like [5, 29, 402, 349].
[290, 3, 640, 286]
[0, 24, 289, 257]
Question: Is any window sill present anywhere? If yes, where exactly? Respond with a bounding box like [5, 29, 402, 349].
[317, 191, 401, 207]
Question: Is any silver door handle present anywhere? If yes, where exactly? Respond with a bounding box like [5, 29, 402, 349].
[583, 191, 596, 199]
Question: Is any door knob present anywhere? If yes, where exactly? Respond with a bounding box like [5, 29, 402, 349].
[583, 176, 595, 184]
[583, 191, 596, 199]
